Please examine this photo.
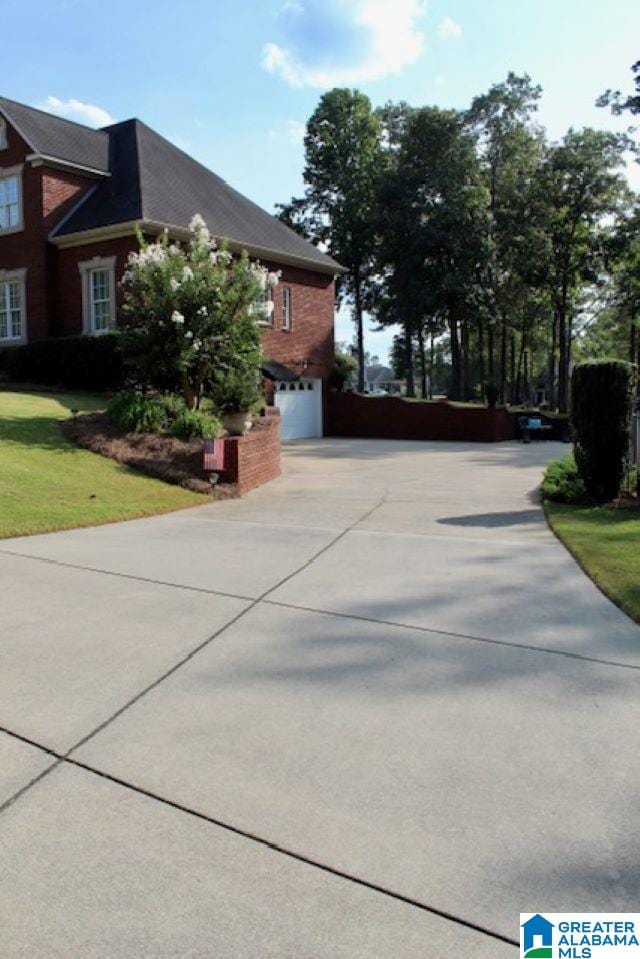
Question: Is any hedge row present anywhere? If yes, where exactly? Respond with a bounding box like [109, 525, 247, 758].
[0, 335, 124, 391]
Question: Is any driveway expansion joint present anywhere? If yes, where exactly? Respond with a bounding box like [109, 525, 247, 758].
[0, 723, 518, 950]
[261, 599, 640, 672]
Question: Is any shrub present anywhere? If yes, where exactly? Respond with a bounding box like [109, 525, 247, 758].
[484, 380, 499, 407]
[571, 360, 635, 503]
[0, 334, 123, 391]
[120, 216, 268, 408]
[107, 391, 168, 434]
[209, 368, 261, 413]
[330, 352, 357, 391]
[107, 390, 221, 439]
[541, 455, 587, 504]
[169, 408, 220, 439]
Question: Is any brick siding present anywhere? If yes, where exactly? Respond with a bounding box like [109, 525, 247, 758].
[1, 112, 335, 388]
[218, 407, 281, 493]
[0, 121, 96, 341]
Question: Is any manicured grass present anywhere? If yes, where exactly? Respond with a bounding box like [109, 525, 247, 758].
[0, 390, 203, 538]
[546, 501, 640, 624]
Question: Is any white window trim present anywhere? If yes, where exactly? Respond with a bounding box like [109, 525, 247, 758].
[0, 268, 28, 345]
[0, 119, 7, 150]
[281, 286, 292, 331]
[0, 164, 24, 237]
[253, 287, 274, 327]
[79, 255, 117, 335]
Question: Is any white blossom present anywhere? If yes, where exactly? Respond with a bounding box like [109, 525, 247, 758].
[136, 243, 166, 265]
[267, 270, 281, 288]
[182, 266, 194, 282]
[171, 310, 185, 325]
[169, 277, 180, 292]
[185, 330, 194, 339]
[189, 213, 211, 247]
[198, 306, 208, 317]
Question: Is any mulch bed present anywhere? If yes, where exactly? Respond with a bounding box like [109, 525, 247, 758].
[61, 412, 237, 496]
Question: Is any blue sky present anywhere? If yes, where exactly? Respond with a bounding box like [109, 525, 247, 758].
[4, 0, 639, 360]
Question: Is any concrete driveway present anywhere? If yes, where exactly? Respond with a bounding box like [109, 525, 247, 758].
[1, 438, 639, 957]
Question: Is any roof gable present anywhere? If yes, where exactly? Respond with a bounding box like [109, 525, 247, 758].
[0, 96, 109, 173]
[0, 94, 342, 274]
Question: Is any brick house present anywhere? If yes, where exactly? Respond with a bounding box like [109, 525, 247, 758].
[0, 96, 342, 439]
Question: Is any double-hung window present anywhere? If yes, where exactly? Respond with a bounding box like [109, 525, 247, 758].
[0, 167, 22, 233]
[79, 256, 116, 334]
[281, 287, 292, 331]
[89, 268, 112, 332]
[0, 270, 26, 343]
[252, 286, 274, 326]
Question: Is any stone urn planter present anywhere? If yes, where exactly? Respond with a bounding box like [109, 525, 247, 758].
[221, 411, 252, 436]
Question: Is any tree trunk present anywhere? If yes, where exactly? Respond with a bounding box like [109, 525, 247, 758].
[181, 374, 197, 411]
[630, 317, 638, 368]
[461, 318, 470, 401]
[514, 331, 526, 406]
[449, 314, 461, 401]
[499, 317, 507, 405]
[417, 324, 427, 397]
[477, 317, 485, 384]
[354, 272, 365, 393]
[557, 307, 568, 414]
[404, 324, 415, 397]
[509, 333, 516, 405]
[429, 333, 435, 399]
[557, 274, 571, 414]
[548, 312, 557, 411]
[488, 322, 495, 380]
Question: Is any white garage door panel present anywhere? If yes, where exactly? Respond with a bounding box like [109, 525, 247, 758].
[276, 378, 322, 440]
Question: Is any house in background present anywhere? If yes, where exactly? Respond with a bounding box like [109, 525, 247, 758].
[0, 96, 342, 440]
[364, 364, 407, 395]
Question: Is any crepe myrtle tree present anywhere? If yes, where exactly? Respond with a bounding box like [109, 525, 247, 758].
[120, 214, 280, 409]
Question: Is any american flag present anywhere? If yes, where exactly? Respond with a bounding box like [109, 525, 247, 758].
[203, 438, 224, 472]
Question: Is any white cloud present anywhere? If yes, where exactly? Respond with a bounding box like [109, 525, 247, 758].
[262, 0, 427, 88]
[267, 119, 306, 145]
[37, 95, 115, 128]
[287, 119, 306, 144]
[437, 15, 462, 39]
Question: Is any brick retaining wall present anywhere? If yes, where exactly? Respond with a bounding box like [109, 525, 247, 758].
[218, 407, 281, 493]
[326, 393, 569, 443]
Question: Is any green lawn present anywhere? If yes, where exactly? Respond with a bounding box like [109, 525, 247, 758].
[546, 501, 640, 624]
[0, 390, 203, 538]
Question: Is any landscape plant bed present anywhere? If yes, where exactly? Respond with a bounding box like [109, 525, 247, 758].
[62, 411, 237, 497]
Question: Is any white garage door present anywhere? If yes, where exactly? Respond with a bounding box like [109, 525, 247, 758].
[275, 378, 323, 440]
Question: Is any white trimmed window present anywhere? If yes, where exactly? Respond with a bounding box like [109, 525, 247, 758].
[0, 119, 7, 150]
[281, 287, 292, 331]
[252, 286, 274, 326]
[0, 166, 23, 234]
[0, 269, 27, 343]
[79, 256, 116, 334]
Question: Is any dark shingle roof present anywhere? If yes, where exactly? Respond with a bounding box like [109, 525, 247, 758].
[43, 114, 340, 273]
[0, 96, 109, 172]
[51, 120, 143, 232]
